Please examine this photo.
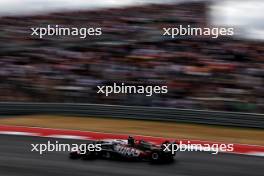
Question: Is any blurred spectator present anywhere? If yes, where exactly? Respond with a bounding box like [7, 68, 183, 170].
[0, 2, 263, 113]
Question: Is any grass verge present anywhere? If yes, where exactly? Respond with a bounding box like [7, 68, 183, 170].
[0, 115, 263, 145]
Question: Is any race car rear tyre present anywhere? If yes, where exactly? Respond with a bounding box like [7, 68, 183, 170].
[69, 152, 81, 160]
[104, 151, 111, 159]
[82, 151, 99, 160]
[150, 152, 160, 161]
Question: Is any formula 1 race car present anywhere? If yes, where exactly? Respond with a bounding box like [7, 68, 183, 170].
[69, 137, 177, 163]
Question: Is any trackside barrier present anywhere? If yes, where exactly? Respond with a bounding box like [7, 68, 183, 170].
[0, 102, 263, 128]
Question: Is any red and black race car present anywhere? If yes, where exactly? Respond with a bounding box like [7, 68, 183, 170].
[70, 137, 177, 163]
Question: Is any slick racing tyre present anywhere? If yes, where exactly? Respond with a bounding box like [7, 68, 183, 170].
[69, 151, 81, 160]
[104, 151, 112, 159]
[82, 151, 99, 160]
[150, 152, 160, 162]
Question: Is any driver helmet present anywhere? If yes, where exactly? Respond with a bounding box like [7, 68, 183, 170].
[128, 136, 135, 145]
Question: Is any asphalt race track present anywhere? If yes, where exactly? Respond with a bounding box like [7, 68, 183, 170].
[0, 135, 263, 176]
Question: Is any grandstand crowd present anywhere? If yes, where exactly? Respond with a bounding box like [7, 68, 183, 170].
[0, 2, 263, 113]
